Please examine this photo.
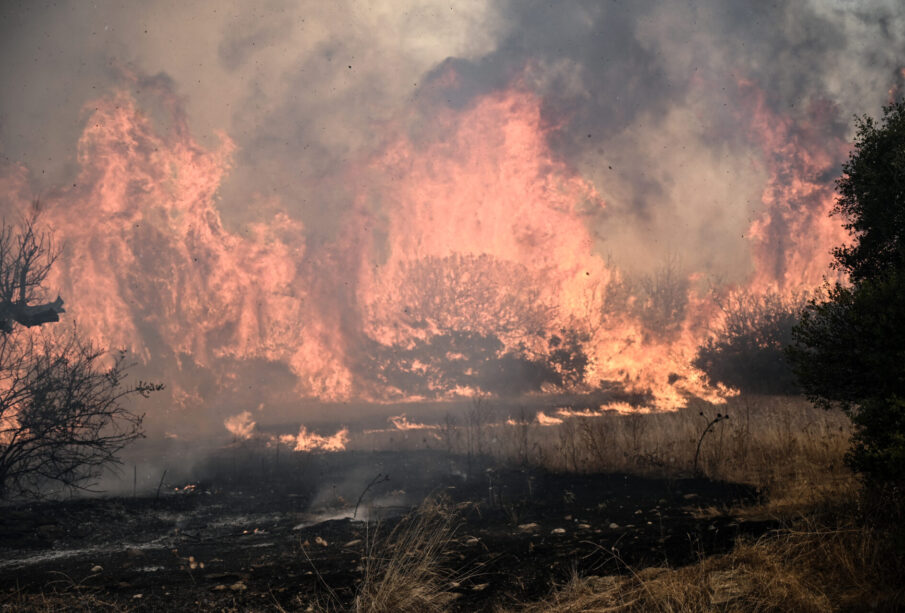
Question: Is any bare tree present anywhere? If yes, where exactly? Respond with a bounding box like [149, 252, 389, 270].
[0, 211, 65, 332]
[0, 216, 162, 498]
[0, 335, 162, 498]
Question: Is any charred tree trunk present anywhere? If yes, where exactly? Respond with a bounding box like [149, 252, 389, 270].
[0, 295, 65, 332]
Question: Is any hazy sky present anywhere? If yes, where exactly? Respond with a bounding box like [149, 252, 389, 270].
[2, 0, 902, 275]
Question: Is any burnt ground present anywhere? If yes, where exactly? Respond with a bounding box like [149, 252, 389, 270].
[0, 450, 774, 611]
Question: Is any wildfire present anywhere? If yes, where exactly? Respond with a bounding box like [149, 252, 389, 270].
[0, 66, 855, 423]
[600, 402, 649, 415]
[281, 426, 350, 452]
[224, 411, 256, 440]
[536, 411, 564, 426]
[389, 414, 440, 431]
[555, 407, 604, 418]
[739, 80, 850, 291]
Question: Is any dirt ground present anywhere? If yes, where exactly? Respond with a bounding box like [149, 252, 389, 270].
[0, 450, 774, 611]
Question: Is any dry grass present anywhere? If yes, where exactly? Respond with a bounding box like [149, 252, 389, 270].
[353, 499, 459, 613]
[318, 395, 900, 612]
[307, 498, 461, 613]
[0, 580, 130, 612]
[486, 395, 852, 498]
[515, 515, 903, 613]
[521, 463, 900, 613]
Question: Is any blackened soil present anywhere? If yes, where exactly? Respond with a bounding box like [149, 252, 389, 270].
[0, 451, 773, 611]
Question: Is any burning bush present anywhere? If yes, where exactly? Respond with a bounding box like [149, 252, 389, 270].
[363, 254, 589, 397]
[693, 289, 807, 395]
[365, 329, 587, 398]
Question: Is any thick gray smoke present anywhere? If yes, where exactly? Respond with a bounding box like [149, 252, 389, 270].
[2, 1, 901, 275]
[0, 1, 903, 440]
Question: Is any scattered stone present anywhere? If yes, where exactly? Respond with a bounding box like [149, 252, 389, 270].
[683, 493, 699, 500]
[90, 565, 103, 573]
[608, 522, 620, 529]
[518, 523, 539, 532]
[578, 523, 591, 529]
[551, 528, 566, 534]
[464, 536, 481, 545]
[230, 581, 247, 592]
[314, 536, 328, 547]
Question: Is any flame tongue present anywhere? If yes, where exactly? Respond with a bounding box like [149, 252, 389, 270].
[36, 92, 353, 405]
[0, 73, 850, 423]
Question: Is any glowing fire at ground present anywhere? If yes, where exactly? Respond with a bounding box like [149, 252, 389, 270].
[224, 411, 256, 440]
[388, 415, 440, 431]
[280, 426, 350, 453]
[536, 411, 564, 426]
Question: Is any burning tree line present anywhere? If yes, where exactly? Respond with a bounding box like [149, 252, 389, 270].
[2, 96, 904, 505]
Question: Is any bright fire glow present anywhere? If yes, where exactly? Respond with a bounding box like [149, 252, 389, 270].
[0, 68, 853, 420]
[281, 426, 350, 452]
[389, 414, 440, 430]
[224, 411, 256, 440]
[536, 411, 564, 426]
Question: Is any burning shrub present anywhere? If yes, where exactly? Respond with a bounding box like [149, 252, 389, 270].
[693, 289, 807, 395]
[383, 253, 555, 341]
[367, 331, 551, 397]
[635, 257, 691, 341]
[361, 254, 592, 398]
[600, 257, 691, 342]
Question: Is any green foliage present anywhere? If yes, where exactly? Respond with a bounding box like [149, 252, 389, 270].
[833, 100, 905, 284]
[789, 100, 905, 489]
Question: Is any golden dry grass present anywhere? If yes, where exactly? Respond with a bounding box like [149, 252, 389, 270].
[504, 395, 905, 613]
[352, 500, 459, 613]
[306, 498, 461, 613]
[350, 395, 903, 613]
[515, 515, 903, 613]
[484, 395, 853, 497]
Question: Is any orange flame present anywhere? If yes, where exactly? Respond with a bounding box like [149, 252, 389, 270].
[281, 425, 350, 452]
[389, 414, 439, 430]
[0, 68, 859, 421]
[536, 411, 564, 426]
[223, 410, 256, 440]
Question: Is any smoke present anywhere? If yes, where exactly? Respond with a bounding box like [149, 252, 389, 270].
[1, 1, 903, 435]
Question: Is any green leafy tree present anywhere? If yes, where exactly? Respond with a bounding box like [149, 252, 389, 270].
[788, 100, 905, 488]
[695, 289, 806, 395]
